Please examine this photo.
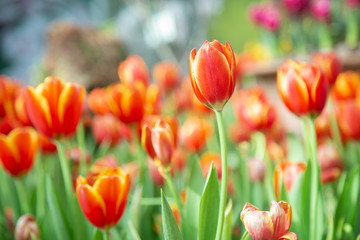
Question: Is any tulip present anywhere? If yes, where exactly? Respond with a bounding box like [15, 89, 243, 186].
[317, 143, 343, 183]
[277, 60, 328, 116]
[174, 77, 193, 112]
[88, 88, 110, 115]
[153, 61, 181, 93]
[107, 82, 145, 124]
[311, 52, 342, 86]
[38, 134, 57, 154]
[25, 76, 86, 138]
[91, 114, 128, 146]
[274, 161, 306, 198]
[181, 117, 213, 153]
[241, 200, 298, 240]
[0, 127, 38, 177]
[191, 92, 213, 114]
[247, 157, 266, 183]
[189, 40, 236, 111]
[0, 75, 21, 119]
[200, 152, 222, 179]
[141, 118, 175, 168]
[334, 99, 360, 141]
[228, 122, 252, 144]
[311, 0, 331, 22]
[282, 0, 310, 16]
[331, 71, 360, 101]
[14, 90, 32, 126]
[249, 3, 282, 32]
[0, 116, 22, 135]
[15, 214, 40, 240]
[118, 55, 150, 86]
[232, 87, 276, 131]
[148, 158, 165, 186]
[144, 84, 163, 115]
[315, 106, 331, 141]
[76, 167, 130, 229]
[171, 148, 187, 172]
[66, 147, 92, 166]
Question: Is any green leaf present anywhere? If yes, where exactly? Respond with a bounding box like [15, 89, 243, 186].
[184, 188, 201, 239]
[198, 163, 220, 240]
[161, 190, 183, 240]
[221, 200, 233, 240]
[92, 229, 103, 240]
[188, 156, 205, 195]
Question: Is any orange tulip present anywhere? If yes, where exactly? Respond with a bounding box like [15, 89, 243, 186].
[38, 134, 57, 154]
[277, 60, 328, 116]
[88, 88, 110, 115]
[317, 143, 343, 184]
[174, 77, 193, 113]
[107, 83, 145, 124]
[200, 152, 222, 179]
[14, 90, 32, 126]
[311, 52, 342, 86]
[141, 118, 175, 167]
[331, 71, 360, 101]
[315, 107, 331, 141]
[118, 55, 150, 86]
[334, 99, 360, 141]
[153, 61, 181, 92]
[0, 127, 38, 177]
[25, 76, 86, 138]
[241, 201, 298, 240]
[0, 116, 22, 135]
[232, 87, 276, 131]
[0, 75, 21, 119]
[181, 116, 213, 153]
[274, 161, 306, 198]
[76, 168, 130, 229]
[144, 84, 163, 115]
[189, 40, 236, 111]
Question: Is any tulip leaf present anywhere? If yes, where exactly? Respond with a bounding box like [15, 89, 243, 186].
[184, 188, 201, 239]
[188, 156, 205, 195]
[161, 190, 183, 240]
[198, 163, 220, 240]
[221, 199, 233, 240]
[335, 167, 360, 228]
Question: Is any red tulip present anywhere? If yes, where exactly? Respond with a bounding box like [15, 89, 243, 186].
[311, 0, 331, 22]
[189, 40, 236, 111]
[118, 55, 150, 87]
[76, 168, 130, 229]
[88, 88, 110, 115]
[38, 134, 57, 154]
[277, 60, 328, 116]
[25, 76, 86, 138]
[0, 75, 21, 119]
[0, 127, 38, 177]
[153, 61, 181, 93]
[334, 99, 360, 141]
[241, 200, 298, 240]
[274, 161, 306, 198]
[317, 143, 343, 184]
[144, 84, 163, 115]
[311, 52, 342, 86]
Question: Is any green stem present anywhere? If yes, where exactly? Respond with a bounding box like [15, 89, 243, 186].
[346, 9, 359, 49]
[241, 231, 249, 240]
[56, 141, 73, 205]
[35, 153, 45, 220]
[318, 23, 332, 50]
[76, 121, 87, 176]
[215, 110, 228, 240]
[328, 98, 344, 157]
[15, 178, 30, 214]
[302, 116, 320, 240]
[164, 171, 183, 215]
[102, 230, 109, 240]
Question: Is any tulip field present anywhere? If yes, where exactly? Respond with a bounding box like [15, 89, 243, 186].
[1, 1, 360, 239]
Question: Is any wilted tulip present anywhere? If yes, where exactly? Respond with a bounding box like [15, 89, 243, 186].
[118, 55, 150, 86]
[241, 201, 298, 240]
[311, 52, 342, 86]
[76, 168, 130, 229]
[331, 71, 360, 101]
[181, 117, 213, 153]
[274, 161, 306, 198]
[189, 40, 236, 111]
[141, 118, 175, 168]
[232, 87, 276, 131]
[0, 127, 38, 177]
[14, 214, 40, 240]
[277, 60, 328, 116]
[25, 76, 86, 138]
[247, 157, 266, 183]
[317, 143, 343, 184]
[153, 61, 181, 93]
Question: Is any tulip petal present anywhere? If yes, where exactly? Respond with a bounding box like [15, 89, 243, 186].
[311, 69, 328, 113]
[189, 49, 209, 107]
[141, 123, 157, 159]
[76, 183, 107, 228]
[58, 83, 85, 136]
[0, 135, 20, 176]
[270, 200, 292, 239]
[280, 232, 298, 240]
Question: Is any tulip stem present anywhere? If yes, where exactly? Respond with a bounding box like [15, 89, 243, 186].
[76, 121, 87, 176]
[15, 178, 30, 214]
[328, 99, 344, 157]
[56, 141, 73, 206]
[102, 230, 109, 240]
[302, 116, 321, 240]
[164, 171, 183, 214]
[215, 110, 228, 240]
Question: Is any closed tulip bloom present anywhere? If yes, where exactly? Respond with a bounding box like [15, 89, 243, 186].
[247, 157, 266, 183]
[277, 60, 328, 116]
[189, 40, 236, 111]
[335, 99, 360, 141]
[141, 119, 175, 167]
[76, 168, 130, 229]
[241, 201, 298, 240]
[232, 87, 276, 131]
[311, 0, 331, 22]
[25, 76, 85, 138]
[144, 84, 163, 115]
[0, 75, 21, 119]
[88, 88, 110, 115]
[181, 117, 213, 153]
[274, 161, 306, 198]
[331, 71, 360, 101]
[91, 114, 128, 146]
[282, 0, 310, 16]
[0, 127, 38, 177]
[15, 214, 40, 240]
[311, 52, 342, 86]
[118, 55, 150, 87]
[153, 61, 181, 93]
[317, 143, 343, 184]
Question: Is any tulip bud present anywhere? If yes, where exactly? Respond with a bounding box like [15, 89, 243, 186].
[282, 0, 310, 16]
[14, 214, 40, 240]
[331, 71, 360, 101]
[247, 157, 266, 183]
[118, 55, 150, 86]
[277, 60, 328, 116]
[153, 61, 181, 93]
[274, 161, 306, 198]
[311, 0, 331, 22]
[317, 143, 344, 184]
[189, 40, 236, 111]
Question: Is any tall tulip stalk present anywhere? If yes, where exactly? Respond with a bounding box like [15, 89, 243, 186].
[189, 40, 236, 239]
